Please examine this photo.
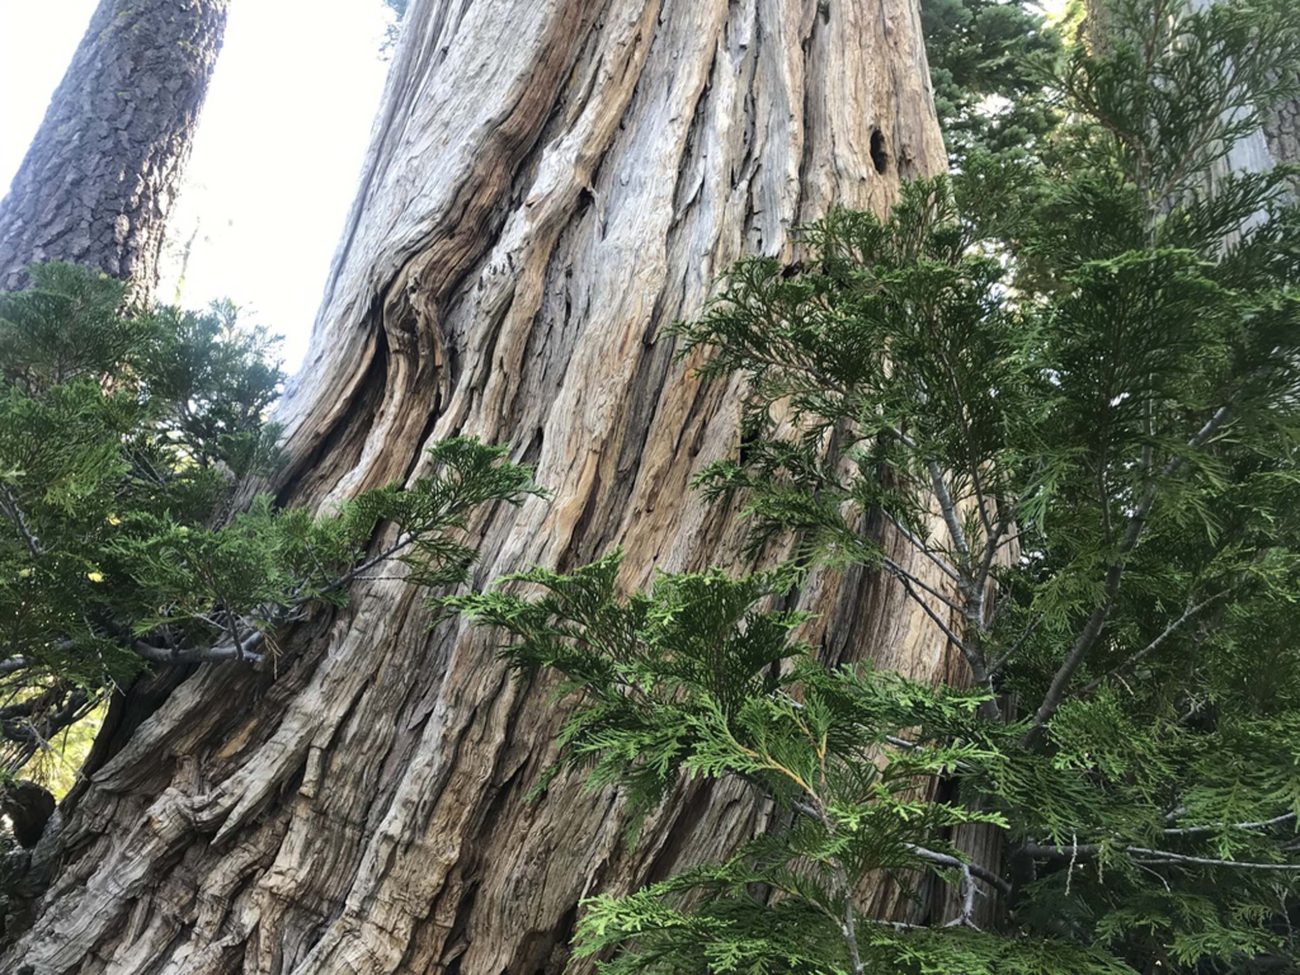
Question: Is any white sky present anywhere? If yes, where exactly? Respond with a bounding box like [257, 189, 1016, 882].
[2, 1, 1072, 374]
[0, 1, 396, 373]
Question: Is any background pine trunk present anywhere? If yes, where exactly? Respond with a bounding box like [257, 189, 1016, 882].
[0, 0, 228, 299]
[1265, 99, 1299, 169]
[7, 1, 954, 971]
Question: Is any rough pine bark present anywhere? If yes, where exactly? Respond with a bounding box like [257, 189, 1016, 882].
[1266, 98, 1300, 168]
[6, 1, 953, 971]
[0, 0, 228, 298]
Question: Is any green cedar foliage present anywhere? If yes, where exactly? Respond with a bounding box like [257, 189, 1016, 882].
[458, 1, 1300, 972]
[0, 265, 540, 783]
[921, 0, 1063, 165]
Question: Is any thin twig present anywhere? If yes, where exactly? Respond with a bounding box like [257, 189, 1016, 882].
[1073, 590, 1230, 698]
[310, 533, 416, 600]
[1128, 851, 1300, 871]
[903, 843, 1012, 896]
[1162, 812, 1297, 838]
[1022, 406, 1233, 747]
[1023, 824, 1300, 872]
[881, 557, 965, 614]
[988, 615, 1042, 677]
[879, 510, 963, 582]
[0, 486, 44, 558]
[891, 573, 966, 652]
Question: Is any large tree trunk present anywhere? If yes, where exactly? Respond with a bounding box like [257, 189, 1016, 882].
[7, 1, 950, 971]
[0, 0, 228, 299]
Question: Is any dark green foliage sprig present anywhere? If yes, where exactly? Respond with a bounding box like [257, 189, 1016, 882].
[0, 265, 540, 786]
[461, 0, 1300, 971]
[1058, 0, 1300, 225]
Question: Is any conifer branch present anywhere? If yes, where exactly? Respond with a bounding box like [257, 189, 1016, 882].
[926, 460, 975, 572]
[128, 530, 433, 669]
[1073, 590, 1230, 699]
[944, 862, 980, 929]
[835, 859, 866, 975]
[133, 630, 265, 666]
[0, 486, 44, 558]
[902, 843, 1011, 896]
[310, 532, 418, 599]
[1023, 406, 1233, 747]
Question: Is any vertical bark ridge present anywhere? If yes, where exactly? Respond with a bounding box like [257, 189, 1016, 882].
[7, 0, 952, 971]
[0, 0, 228, 298]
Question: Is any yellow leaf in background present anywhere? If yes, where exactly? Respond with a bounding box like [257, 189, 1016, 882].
[18, 567, 32, 578]
[87, 571, 105, 583]
[106, 514, 122, 526]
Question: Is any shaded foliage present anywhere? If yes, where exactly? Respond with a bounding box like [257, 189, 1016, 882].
[0, 265, 540, 805]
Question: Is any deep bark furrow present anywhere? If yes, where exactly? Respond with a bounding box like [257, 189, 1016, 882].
[10, 1, 950, 971]
[0, 0, 228, 298]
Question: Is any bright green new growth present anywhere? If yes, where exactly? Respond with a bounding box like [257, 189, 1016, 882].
[0, 266, 540, 784]
[460, 0, 1300, 971]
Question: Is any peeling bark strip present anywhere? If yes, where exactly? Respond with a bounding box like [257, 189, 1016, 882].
[0, 0, 228, 298]
[7, 1, 952, 972]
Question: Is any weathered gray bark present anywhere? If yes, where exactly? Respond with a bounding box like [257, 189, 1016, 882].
[0, 0, 228, 299]
[6, 1, 953, 972]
